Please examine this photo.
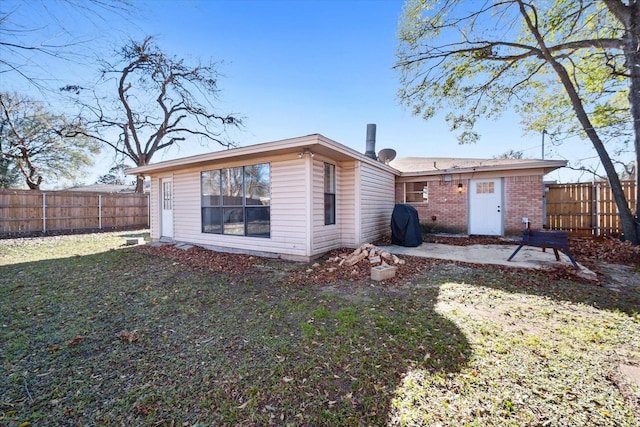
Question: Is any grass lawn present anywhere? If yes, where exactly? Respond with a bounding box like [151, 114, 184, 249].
[1, 231, 638, 426]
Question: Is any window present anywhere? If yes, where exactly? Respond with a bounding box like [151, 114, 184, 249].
[405, 181, 428, 203]
[324, 163, 336, 225]
[162, 180, 173, 209]
[476, 182, 495, 194]
[201, 163, 270, 237]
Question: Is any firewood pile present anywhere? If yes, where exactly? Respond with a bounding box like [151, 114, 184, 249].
[330, 243, 406, 268]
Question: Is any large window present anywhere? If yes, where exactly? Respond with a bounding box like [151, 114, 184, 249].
[324, 163, 336, 225]
[201, 163, 270, 237]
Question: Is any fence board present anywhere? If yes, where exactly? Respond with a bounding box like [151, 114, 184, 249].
[0, 189, 149, 235]
[545, 180, 636, 237]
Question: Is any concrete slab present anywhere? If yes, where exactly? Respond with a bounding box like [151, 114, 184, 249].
[125, 237, 145, 245]
[620, 364, 640, 388]
[174, 242, 194, 250]
[379, 243, 597, 280]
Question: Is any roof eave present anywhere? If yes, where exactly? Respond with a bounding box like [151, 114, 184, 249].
[397, 160, 567, 177]
[126, 134, 399, 176]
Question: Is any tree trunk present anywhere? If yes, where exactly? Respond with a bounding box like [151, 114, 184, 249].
[26, 179, 40, 190]
[135, 175, 145, 194]
[518, 0, 639, 245]
[625, 2, 640, 244]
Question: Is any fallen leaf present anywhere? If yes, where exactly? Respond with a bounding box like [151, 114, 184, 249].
[237, 399, 252, 409]
[65, 336, 84, 347]
[117, 329, 142, 343]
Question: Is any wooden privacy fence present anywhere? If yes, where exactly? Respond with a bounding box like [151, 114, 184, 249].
[545, 180, 637, 237]
[0, 189, 149, 235]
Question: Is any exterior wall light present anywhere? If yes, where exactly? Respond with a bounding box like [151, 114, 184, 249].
[457, 183, 463, 193]
[298, 149, 314, 158]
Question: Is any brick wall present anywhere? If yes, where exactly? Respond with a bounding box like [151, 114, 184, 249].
[504, 175, 543, 234]
[396, 180, 468, 234]
[395, 174, 545, 236]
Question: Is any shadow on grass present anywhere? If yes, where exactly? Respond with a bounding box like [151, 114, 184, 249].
[0, 245, 471, 426]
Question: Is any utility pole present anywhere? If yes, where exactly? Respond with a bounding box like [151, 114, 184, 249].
[541, 129, 547, 160]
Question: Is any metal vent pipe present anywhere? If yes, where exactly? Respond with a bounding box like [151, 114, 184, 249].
[365, 123, 377, 160]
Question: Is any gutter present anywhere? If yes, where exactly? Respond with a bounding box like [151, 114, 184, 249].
[396, 160, 567, 178]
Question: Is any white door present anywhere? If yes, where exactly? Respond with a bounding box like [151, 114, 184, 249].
[161, 178, 173, 239]
[469, 178, 503, 235]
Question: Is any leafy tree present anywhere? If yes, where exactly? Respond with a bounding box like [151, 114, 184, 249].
[0, 157, 21, 188]
[396, 0, 640, 244]
[495, 150, 525, 160]
[96, 163, 133, 185]
[0, 92, 100, 189]
[63, 36, 242, 193]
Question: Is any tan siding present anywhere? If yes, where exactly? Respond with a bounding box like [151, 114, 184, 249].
[173, 170, 202, 241]
[151, 158, 310, 258]
[147, 151, 396, 259]
[338, 162, 357, 247]
[359, 164, 395, 244]
[311, 159, 342, 254]
[270, 159, 308, 255]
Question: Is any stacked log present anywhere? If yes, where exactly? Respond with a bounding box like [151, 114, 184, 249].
[336, 243, 405, 267]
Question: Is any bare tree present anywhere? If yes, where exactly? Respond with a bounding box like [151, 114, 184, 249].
[63, 37, 241, 193]
[0, 0, 133, 89]
[396, 0, 640, 244]
[0, 92, 99, 189]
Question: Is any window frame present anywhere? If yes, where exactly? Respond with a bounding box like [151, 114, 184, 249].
[405, 181, 428, 203]
[324, 162, 336, 225]
[201, 163, 270, 238]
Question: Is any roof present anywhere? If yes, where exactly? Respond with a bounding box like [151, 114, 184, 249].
[390, 157, 567, 177]
[62, 184, 137, 193]
[125, 134, 567, 177]
[126, 134, 397, 176]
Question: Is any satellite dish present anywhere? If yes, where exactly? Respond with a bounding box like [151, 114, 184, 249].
[377, 148, 397, 164]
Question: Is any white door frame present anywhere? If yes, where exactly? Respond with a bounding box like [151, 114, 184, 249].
[160, 177, 173, 239]
[468, 178, 503, 235]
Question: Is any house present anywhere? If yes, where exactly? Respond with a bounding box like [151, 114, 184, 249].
[391, 156, 566, 236]
[63, 184, 138, 193]
[127, 130, 397, 261]
[127, 126, 566, 261]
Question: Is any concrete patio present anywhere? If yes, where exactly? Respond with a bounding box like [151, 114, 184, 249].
[379, 242, 597, 281]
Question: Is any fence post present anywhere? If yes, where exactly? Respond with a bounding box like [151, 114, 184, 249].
[98, 194, 102, 229]
[592, 183, 599, 237]
[42, 192, 47, 233]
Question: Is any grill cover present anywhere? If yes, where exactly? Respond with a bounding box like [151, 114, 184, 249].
[391, 204, 422, 247]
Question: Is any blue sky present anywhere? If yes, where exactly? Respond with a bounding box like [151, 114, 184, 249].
[2, 0, 610, 185]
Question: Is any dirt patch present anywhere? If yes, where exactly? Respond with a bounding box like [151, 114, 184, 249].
[597, 263, 640, 292]
[611, 364, 640, 414]
[141, 237, 640, 296]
